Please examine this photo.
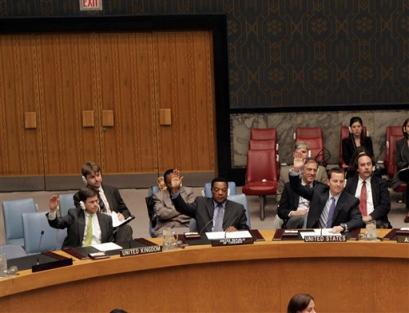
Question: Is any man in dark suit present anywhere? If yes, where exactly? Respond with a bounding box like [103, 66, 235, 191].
[289, 156, 362, 233]
[48, 188, 114, 248]
[345, 152, 391, 228]
[74, 161, 133, 242]
[278, 158, 319, 229]
[171, 175, 248, 233]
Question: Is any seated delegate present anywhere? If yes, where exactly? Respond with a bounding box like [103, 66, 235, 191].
[47, 188, 114, 248]
[170, 176, 249, 232]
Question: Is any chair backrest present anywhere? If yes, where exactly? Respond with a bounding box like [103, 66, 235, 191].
[295, 127, 324, 161]
[22, 212, 67, 254]
[250, 128, 277, 141]
[246, 149, 278, 183]
[147, 185, 160, 197]
[385, 126, 403, 177]
[0, 244, 27, 260]
[2, 198, 37, 245]
[228, 193, 251, 228]
[249, 139, 276, 151]
[203, 181, 237, 198]
[59, 193, 75, 216]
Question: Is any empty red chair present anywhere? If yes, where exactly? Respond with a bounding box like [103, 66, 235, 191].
[385, 126, 407, 192]
[242, 149, 278, 220]
[250, 128, 277, 141]
[294, 127, 324, 162]
[249, 139, 276, 150]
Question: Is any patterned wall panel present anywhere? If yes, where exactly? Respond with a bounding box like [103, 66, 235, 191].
[1, 0, 408, 109]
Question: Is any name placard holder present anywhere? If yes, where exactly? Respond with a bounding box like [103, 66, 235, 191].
[211, 237, 255, 247]
[120, 245, 162, 257]
[303, 235, 347, 242]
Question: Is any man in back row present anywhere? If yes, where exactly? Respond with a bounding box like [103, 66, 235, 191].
[278, 158, 318, 229]
[289, 155, 362, 233]
[74, 161, 133, 243]
[170, 174, 249, 232]
[152, 169, 195, 236]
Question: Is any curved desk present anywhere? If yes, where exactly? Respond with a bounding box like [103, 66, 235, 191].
[0, 230, 408, 313]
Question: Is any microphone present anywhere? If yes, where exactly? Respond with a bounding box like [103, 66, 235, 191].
[36, 230, 45, 265]
[199, 218, 214, 235]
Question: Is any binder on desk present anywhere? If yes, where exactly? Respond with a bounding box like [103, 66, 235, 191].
[7, 251, 73, 272]
[383, 228, 409, 241]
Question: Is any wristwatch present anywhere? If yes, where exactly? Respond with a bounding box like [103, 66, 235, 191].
[340, 223, 348, 232]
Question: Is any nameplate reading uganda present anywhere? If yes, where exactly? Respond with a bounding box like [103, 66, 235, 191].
[303, 235, 347, 242]
[211, 237, 254, 247]
[120, 245, 162, 257]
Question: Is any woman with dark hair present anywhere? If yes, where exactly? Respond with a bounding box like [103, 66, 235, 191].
[287, 293, 316, 313]
[342, 116, 374, 178]
[396, 118, 409, 223]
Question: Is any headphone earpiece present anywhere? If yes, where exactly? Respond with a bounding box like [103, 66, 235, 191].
[79, 201, 86, 210]
[81, 175, 87, 185]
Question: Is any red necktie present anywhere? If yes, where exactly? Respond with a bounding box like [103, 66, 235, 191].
[359, 180, 367, 216]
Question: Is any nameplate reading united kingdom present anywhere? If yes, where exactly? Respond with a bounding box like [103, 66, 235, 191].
[303, 235, 347, 242]
[120, 245, 162, 257]
[211, 237, 254, 246]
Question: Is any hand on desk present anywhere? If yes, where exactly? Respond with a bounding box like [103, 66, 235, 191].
[331, 226, 344, 234]
[225, 226, 238, 232]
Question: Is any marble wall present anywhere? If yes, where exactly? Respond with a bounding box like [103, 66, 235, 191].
[231, 109, 409, 168]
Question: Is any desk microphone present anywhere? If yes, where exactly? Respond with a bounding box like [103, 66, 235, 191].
[36, 230, 45, 265]
[199, 219, 215, 235]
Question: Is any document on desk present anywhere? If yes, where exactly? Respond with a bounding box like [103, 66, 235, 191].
[205, 230, 253, 240]
[299, 229, 342, 239]
[92, 242, 123, 251]
[111, 212, 135, 228]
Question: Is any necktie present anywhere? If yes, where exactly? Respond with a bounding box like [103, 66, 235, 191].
[213, 204, 224, 232]
[84, 214, 93, 246]
[98, 189, 106, 213]
[360, 180, 367, 216]
[326, 197, 336, 228]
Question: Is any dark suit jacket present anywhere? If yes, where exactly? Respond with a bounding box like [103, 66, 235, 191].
[396, 138, 409, 171]
[345, 175, 391, 227]
[74, 184, 131, 218]
[47, 207, 114, 248]
[342, 136, 374, 166]
[278, 181, 318, 226]
[289, 174, 362, 230]
[172, 195, 249, 232]
[277, 182, 300, 223]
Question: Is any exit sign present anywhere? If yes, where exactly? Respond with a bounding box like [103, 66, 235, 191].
[80, 0, 103, 11]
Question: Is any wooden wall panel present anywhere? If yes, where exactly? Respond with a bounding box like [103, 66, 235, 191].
[0, 35, 44, 176]
[154, 31, 215, 173]
[97, 32, 157, 173]
[39, 34, 101, 175]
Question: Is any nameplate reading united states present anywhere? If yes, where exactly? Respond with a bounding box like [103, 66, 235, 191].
[120, 245, 162, 257]
[303, 235, 347, 242]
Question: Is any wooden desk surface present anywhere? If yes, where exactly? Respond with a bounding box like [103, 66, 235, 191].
[1, 229, 408, 313]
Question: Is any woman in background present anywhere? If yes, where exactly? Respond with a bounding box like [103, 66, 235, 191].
[396, 118, 409, 223]
[287, 293, 316, 313]
[342, 116, 374, 178]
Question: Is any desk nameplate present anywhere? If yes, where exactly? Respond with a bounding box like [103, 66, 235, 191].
[120, 245, 162, 257]
[211, 237, 255, 246]
[303, 235, 347, 242]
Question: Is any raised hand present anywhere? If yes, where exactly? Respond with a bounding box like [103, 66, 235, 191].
[49, 195, 60, 212]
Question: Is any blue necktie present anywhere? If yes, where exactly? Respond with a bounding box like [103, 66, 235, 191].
[326, 197, 336, 228]
[213, 204, 224, 232]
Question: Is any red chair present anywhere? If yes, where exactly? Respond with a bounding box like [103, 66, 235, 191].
[385, 126, 407, 193]
[294, 127, 324, 162]
[242, 149, 278, 220]
[250, 128, 276, 141]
